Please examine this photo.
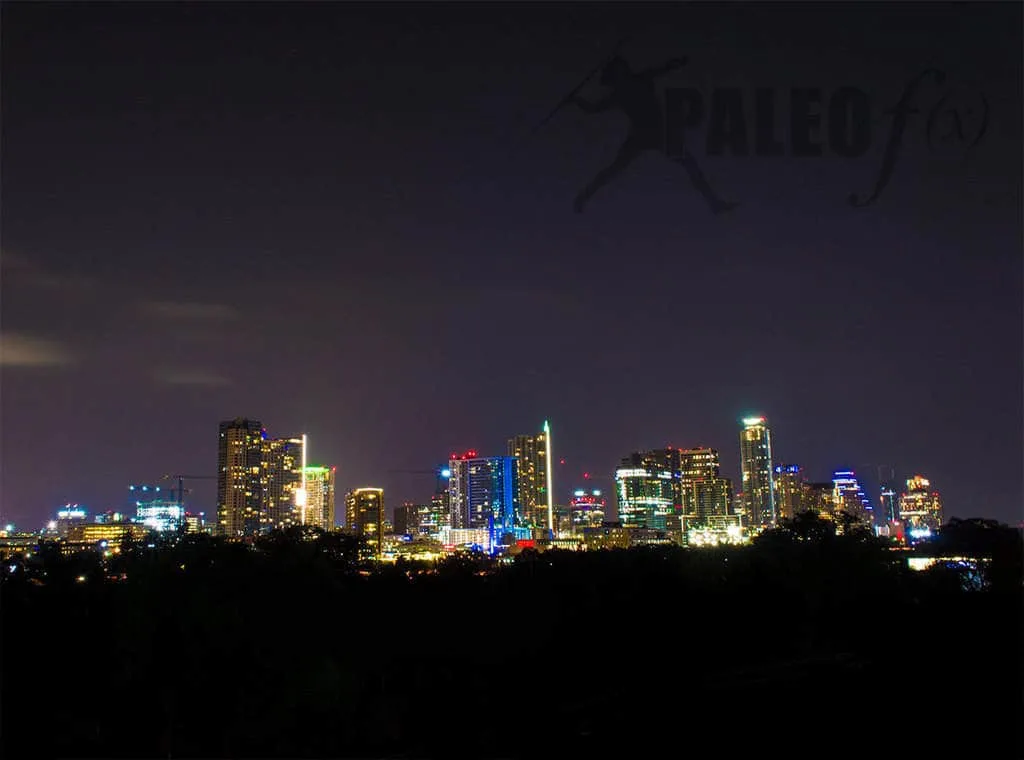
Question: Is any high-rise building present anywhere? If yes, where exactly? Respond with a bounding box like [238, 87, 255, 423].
[393, 502, 419, 535]
[217, 418, 265, 537]
[569, 489, 606, 532]
[448, 452, 521, 547]
[773, 464, 805, 521]
[898, 475, 943, 536]
[346, 488, 385, 557]
[880, 487, 899, 524]
[55, 504, 88, 537]
[801, 482, 834, 516]
[302, 465, 336, 531]
[130, 483, 183, 532]
[739, 416, 775, 529]
[183, 512, 208, 534]
[405, 465, 452, 540]
[877, 465, 899, 525]
[261, 435, 305, 531]
[832, 470, 873, 525]
[507, 421, 554, 530]
[677, 447, 731, 526]
[691, 476, 733, 526]
[615, 452, 674, 530]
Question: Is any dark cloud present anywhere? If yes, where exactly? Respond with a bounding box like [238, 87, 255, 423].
[154, 368, 232, 388]
[0, 332, 76, 368]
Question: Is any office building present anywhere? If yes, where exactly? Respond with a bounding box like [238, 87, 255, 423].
[417, 491, 450, 540]
[302, 465, 336, 531]
[439, 527, 492, 552]
[898, 475, 943, 536]
[677, 447, 731, 527]
[130, 484, 183, 532]
[773, 464, 805, 521]
[448, 453, 521, 548]
[570, 489, 606, 532]
[346, 488, 385, 557]
[94, 510, 127, 524]
[66, 522, 149, 549]
[801, 482, 834, 516]
[507, 421, 554, 530]
[217, 418, 265, 537]
[739, 416, 775, 529]
[615, 452, 674, 530]
[876, 465, 899, 525]
[183, 512, 208, 534]
[691, 475, 733, 526]
[832, 470, 873, 525]
[880, 487, 899, 525]
[261, 435, 305, 531]
[393, 502, 419, 535]
[55, 504, 88, 537]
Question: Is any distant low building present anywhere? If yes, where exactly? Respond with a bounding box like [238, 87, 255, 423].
[64, 522, 149, 553]
[55, 505, 88, 537]
[439, 527, 491, 552]
[0, 533, 38, 561]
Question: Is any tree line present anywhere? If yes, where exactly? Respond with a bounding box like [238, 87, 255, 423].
[2, 513, 1020, 758]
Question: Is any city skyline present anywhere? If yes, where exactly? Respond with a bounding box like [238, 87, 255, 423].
[2, 3, 1020, 530]
[0, 409, 969, 532]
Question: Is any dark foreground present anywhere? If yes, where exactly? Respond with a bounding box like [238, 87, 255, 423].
[3, 520, 1021, 758]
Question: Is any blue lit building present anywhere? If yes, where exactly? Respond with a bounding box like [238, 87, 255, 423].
[447, 453, 521, 550]
[831, 470, 873, 526]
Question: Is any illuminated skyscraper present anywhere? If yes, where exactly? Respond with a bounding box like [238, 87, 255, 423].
[615, 452, 674, 530]
[411, 464, 452, 539]
[691, 476, 733, 526]
[302, 465, 336, 530]
[773, 464, 805, 521]
[677, 447, 731, 526]
[739, 416, 775, 529]
[217, 418, 264, 537]
[898, 475, 943, 536]
[346, 488, 384, 557]
[507, 421, 553, 530]
[261, 435, 305, 531]
[877, 465, 899, 525]
[448, 452, 521, 547]
[880, 487, 899, 524]
[832, 470, 873, 525]
[570, 488, 606, 532]
[801, 482, 834, 516]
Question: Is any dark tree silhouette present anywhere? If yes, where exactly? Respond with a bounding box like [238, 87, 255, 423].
[2, 523, 1020, 758]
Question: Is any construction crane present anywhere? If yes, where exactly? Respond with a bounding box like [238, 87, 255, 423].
[161, 474, 217, 512]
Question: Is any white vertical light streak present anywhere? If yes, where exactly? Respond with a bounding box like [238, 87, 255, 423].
[300, 434, 308, 525]
[544, 420, 554, 533]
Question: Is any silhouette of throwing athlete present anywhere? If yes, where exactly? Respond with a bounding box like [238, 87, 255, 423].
[571, 55, 737, 215]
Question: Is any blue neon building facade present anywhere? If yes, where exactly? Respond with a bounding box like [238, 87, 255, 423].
[447, 454, 521, 550]
[831, 470, 873, 526]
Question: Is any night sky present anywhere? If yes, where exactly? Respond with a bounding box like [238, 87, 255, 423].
[2, 2, 1021, 529]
